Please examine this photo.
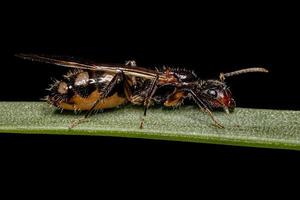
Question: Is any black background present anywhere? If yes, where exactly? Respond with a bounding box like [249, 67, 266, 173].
[1, 2, 300, 171]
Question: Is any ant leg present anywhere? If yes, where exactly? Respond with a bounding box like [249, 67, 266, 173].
[140, 74, 160, 129]
[189, 90, 224, 129]
[69, 70, 125, 129]
[143, 74, 159, 116]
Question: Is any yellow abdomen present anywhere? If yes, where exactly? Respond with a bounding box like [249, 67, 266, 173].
[59, 90, 127, 111]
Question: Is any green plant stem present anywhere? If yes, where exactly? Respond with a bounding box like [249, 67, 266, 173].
[0, 102, 300, 150]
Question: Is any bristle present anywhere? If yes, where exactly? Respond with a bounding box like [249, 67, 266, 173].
[64, 69, 83, 79]
[40, 96, 49, 101]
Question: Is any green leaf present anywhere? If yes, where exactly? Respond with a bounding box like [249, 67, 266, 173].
[0, 102, 300, 150]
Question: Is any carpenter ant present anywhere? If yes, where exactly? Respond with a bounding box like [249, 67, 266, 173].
[16, 54, 268, 128]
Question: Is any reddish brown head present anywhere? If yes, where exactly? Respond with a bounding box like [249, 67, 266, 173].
[198, 80, 236, 113]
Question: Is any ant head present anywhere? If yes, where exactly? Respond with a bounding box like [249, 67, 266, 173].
[197, 80, 236, 113]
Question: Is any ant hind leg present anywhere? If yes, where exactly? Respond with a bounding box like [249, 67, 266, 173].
[69, 70, 125, 129]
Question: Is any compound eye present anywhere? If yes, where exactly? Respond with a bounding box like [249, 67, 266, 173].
[207, 89, 218, 97]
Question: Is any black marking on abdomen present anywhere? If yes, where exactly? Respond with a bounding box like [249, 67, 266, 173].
[74, 83, 97, 98]
[47, 70, 126, 107]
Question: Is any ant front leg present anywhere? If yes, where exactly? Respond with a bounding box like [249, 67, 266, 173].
[188, 89, 224, 129]
[69, 70, 125, 129]
[140, 74, 160, 129]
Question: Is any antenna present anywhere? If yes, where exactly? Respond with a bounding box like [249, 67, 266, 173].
[219, 67, 269, 82]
